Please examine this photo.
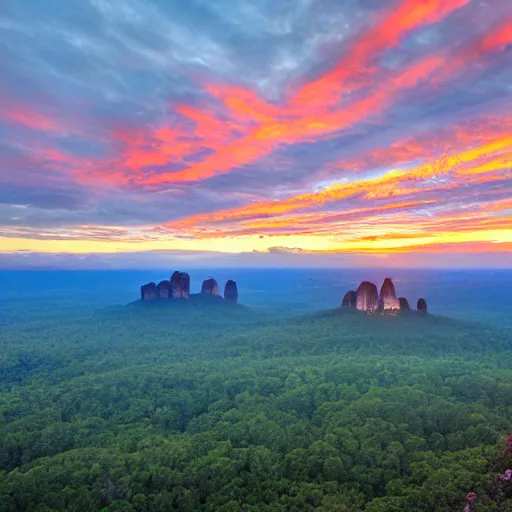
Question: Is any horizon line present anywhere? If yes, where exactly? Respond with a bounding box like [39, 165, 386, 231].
[2, 267, 512, 271]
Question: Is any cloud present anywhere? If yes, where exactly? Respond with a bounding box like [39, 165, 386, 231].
[265, 246, 306, 254]
[0, 0, 511, 266]
[161, 136, 512, 229]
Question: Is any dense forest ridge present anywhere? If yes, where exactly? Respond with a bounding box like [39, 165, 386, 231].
[342, 277, 428, 313]
[5, 278, 512, 511]
[140, 271, 238, 303]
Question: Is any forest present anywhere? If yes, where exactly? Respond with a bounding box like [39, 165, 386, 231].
[1, 295, 512, 511]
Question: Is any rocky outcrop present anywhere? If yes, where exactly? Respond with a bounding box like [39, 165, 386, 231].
[170, 271, 190, 299]
[201, 278, 219, 296]
[141, 282, 158, 300]
[399, 297, 410, 310]
[138, 272, 426, 316]
[379, 278, 400, 311]
[342, 278, 426, 315]
[341, 290, 357, 307]
[417, 298, 428, 313]
[157, 280, 170, 298]
[224, 280, 238, 303]
[139, 272, 239, 302]
[356, 281, 379, 312]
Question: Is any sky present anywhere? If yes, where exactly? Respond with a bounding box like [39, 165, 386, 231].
[0, 0, 511, 269]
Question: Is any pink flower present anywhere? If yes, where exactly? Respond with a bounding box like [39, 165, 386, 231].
[464, 493, 478, 512]
[501, 469, 512, 481]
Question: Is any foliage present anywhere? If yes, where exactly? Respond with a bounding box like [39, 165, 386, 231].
[0, 298, 512, 511]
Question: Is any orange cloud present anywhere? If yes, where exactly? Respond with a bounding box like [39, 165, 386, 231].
[87, 103, 248, 185]
[289, 0, 469, 110]
[433, 19, 512, 82]
[323, 116, 512, 179]
[338, 241, 512, 255]
[2, 104, 63, 132]
[205, 86, 290, 124]
[134, 15, 509, 187]
[175, 187, 512, 241]
[469, 19, 512, 54]
[174, 104, 240, 143]
[161, 136, 511, 230]
[138, 58, 445, 185]
[168, 199, 439, 238]
[0, 83, 70, 133]
[455, 157, 512, 176]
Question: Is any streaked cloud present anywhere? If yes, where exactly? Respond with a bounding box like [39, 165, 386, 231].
[0, 0, 511, 267]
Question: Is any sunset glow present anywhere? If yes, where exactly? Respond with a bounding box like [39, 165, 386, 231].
[0, 0, 511, 267]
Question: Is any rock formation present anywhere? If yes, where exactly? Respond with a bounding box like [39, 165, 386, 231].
[140, 282, 158, 300]
[417, 298, 428, 313]
[342, 278, 425, 315]
[356, 281, 379, 312]
[157, 280, 170, 298]
[341, 290, 357, 307]
[170, 271, 190, 299]
[379, 278, 400, 311]
[139, 272, 241, 303]
[399, 297, 410, 310]
[224, 280, 238, 303]
[138, 272, 426, 316]
[201, 277, 219, 296]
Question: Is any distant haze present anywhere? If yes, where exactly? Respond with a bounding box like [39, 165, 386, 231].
[1, 249, 512, 270]
[1, 269, 512, 330]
